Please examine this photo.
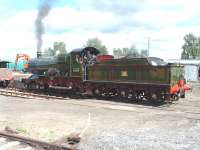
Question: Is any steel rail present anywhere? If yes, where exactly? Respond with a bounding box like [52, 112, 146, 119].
[0, 88, 67, 100]
[0, 131, 75, 150]
[1, 88, 200, 119]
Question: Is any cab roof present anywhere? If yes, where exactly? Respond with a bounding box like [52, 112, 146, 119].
[70, 47, 100, 55]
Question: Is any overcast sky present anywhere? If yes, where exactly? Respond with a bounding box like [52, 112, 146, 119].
[0, 0, 200, 61]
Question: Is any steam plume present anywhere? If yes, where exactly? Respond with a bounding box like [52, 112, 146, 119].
[35, 0, 53, 54]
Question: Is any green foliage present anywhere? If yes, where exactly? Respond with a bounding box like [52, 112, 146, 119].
[113, 48, 123, 58]
[85, 37, 108, 55]
[128, 45, 138, 55]
[181, 33, 200, 59]
[141, 50, 148, 57]
[44, 47, 55, 56]
[44, 41, 67, 56]
[16, 127, 28, 134]
[113, 45, 148, 58]
[53, 42, 67, 54]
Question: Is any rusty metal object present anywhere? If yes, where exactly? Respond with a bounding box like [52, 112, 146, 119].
[53, 133, 81, 146]
[0, 131, 76, 150]
[4, 126, 19, 134]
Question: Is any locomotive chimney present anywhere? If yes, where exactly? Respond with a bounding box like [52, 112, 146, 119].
[37, 49, 42, 58]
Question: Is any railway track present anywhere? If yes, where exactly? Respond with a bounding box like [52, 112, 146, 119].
[0, 88, 69, 100]
[0, 131, 75, 150]
[83, 99, 200, 120]
[1, 88, 200, 120]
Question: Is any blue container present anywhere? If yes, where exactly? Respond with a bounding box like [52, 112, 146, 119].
[7, 61, 26, 71]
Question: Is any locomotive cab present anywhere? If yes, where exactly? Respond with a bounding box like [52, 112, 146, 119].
[70, 47, 100, 79]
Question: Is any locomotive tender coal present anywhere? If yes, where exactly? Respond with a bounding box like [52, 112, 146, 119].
[24, 47, 186, 103]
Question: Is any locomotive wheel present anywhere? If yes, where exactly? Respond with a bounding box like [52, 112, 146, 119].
[30, 82, 36, 90]
[172, 94, 179, 101]
[24, 83, 29, 89]
[44, 84, 49, 93]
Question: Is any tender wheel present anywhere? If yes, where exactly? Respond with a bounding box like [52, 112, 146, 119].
[108, 89, 118, 98]
[129, 91, 137, 102]
[119, 89, 128, 100]
[136, 91, 145, 102]
[149, 93, 157, 104]
[36, 84, 40, 90]
[127, 90, 134, 99]
[92, 88, 101, 97]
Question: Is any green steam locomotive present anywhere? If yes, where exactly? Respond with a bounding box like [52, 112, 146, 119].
[25, 47, 186, 103]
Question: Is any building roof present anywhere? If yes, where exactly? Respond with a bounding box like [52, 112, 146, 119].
[167, 59, 200, 65]
[0, 60, 10, 63]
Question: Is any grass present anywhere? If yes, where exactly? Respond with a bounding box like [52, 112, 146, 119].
[16, 127, 28, 134]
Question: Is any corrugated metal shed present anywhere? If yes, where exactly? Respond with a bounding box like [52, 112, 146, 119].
[0, 60, 10, 68]
[167, 59, 200, 82]
[7, 61, 26, 71]
[0, 59, 28, 71]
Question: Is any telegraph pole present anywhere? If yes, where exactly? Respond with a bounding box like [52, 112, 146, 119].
[147, 37, 150, 57]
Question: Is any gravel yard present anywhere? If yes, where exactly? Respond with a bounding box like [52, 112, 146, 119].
[0, 85, 200, 150]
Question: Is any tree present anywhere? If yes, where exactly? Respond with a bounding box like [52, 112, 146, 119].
[44, 41, 67, 56]
[112, 44, 141, 58]
[44, 47, 55, 56]
[53, 42, 67, 54]
[141, 50, 148, 57]
[113, 48, 123, 58]
[128, 45, 142, 57]
[181, 33, 200, 59]
[122, 48, 129, 56]
[85, 37, 108, 55]
[197, 37, 200, 58]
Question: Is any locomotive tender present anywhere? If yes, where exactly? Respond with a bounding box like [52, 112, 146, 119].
[25, 47, 186, 103]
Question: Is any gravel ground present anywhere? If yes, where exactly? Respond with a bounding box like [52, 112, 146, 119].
[80, 122, 200, 150]
[0, 84, 200, 150]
